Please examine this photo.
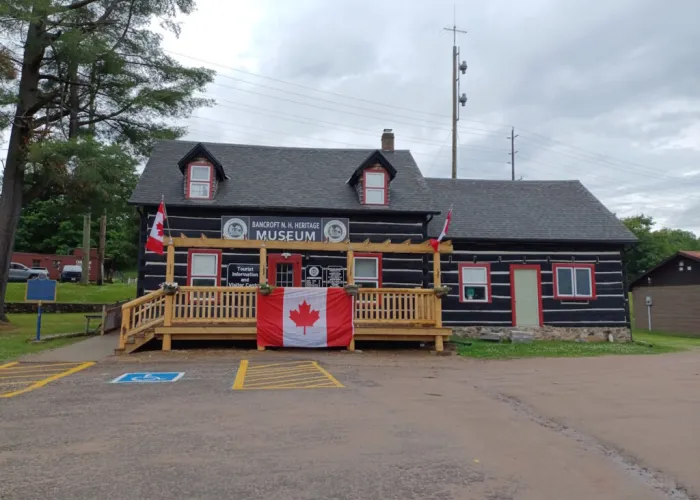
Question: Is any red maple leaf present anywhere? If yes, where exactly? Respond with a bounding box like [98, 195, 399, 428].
[289, 300, 320, 335]
[156, 221, 164, 237]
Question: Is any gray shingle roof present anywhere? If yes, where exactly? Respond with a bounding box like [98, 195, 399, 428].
[130, 140, 437, 214]
[425, 178, 637, 243]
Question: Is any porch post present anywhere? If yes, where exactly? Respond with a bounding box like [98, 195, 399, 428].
[346, 250, 354, 284]
[259, 247, 267, 284]
[433, 251, 442, 327]
[257, 247, 267, 351]
[164, 244, 175, 328]
[433, 250, 443, 351]
[346, 249, 355, 351]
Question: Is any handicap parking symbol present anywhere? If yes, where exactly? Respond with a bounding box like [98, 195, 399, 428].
[111, 372, 184, 384]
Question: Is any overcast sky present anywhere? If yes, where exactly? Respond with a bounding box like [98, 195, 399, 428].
[159, 0, 700, 232]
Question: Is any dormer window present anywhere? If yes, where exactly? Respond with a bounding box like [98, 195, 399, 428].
[187, 163, 213, 199]
[364, 170, 387, 205]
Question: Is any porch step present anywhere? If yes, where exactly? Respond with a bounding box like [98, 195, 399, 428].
[118, 329, 157, 355]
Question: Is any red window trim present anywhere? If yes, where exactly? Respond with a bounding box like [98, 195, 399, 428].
[267, 254, 302, 287]
[510, 264, 544, 327]
[458, 263, 492, 303]
[362, 169, 388, 205]
[187, 249, 222, 286]
[353, 252, 383, 287]
[186, 162, 214, 200]
[552, 263, 596, 300]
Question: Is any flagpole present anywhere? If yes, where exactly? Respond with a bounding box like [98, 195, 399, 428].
[162, 195, 173, 245]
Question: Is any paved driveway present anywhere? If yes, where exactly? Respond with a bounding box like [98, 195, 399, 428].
[1, 349, 698, 500]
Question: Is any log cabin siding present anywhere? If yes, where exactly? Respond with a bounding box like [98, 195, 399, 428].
[429, 242, 629, 328]
[138, 209, 427, 295]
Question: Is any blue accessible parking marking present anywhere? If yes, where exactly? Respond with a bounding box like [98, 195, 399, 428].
[111, 372, 184, 384]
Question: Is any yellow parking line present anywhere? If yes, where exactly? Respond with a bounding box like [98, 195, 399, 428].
[0, 362, 95, 399]
[0, 369, 74, 378]
[232, 360, 249, 390]
[0, 362, 83, 371]
[311, 361, 344, 388]
[233, 360, 343, 390]
[247, 361, 311, 370]
[244, 367, 320, 381]
[244, 375, 331, 388]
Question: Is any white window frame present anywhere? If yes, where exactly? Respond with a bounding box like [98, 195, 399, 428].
[554, 265, 594, 299]
[459, 264, 490, 303]
[188, 164, 212, 199]
[354, 256, 380, 288]
[364, 171, 386, 205]
[189, 252, 219, 287]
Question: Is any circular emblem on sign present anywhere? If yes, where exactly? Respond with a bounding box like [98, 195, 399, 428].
[223, 218, 248, 240]
[308, 266, 320, 277]
[323, 219, 347, 243]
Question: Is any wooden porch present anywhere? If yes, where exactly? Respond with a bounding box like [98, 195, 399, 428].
[117, 236, 452, 354]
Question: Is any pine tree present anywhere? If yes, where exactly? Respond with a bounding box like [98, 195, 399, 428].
[0, 0, 215, 321]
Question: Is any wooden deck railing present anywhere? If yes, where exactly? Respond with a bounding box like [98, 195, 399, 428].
[119, 286, 440, 350]
[119, 289, 166, 348]
[171, 286, 257, 324]
[354, 288, 437, 325]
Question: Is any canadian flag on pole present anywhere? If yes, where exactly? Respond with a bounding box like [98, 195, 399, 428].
[145, 201, 166, 255]
[257, 288, 354, 348]
[429, 207, 452, 252]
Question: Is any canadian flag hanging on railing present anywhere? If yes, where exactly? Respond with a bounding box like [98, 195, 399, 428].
[429, 207, 452, 252]
[257, 288, 354, 348]
[145, 201, 166, 255]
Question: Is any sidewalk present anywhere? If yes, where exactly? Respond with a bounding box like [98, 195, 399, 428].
[21, 334, 116, 362]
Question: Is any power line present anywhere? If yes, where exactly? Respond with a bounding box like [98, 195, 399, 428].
[166, 49, 451, 120]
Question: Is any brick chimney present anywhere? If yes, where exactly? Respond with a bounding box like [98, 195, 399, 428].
[381, 129, 395, 151]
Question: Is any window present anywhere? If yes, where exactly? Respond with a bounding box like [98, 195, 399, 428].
[553, 263, 596, 300]
[363, 170, 386, 205]
[459, 263, 491, 303]
[187, 249, 221, 286]
[354, 253, 382, 288]
[187, 163, 213, 199]
[32, 259, 41, 267]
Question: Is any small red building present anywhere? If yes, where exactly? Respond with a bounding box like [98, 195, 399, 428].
[12, 249, 100, 281]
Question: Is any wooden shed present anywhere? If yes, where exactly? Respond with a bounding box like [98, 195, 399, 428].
[630, 251, 700, 336]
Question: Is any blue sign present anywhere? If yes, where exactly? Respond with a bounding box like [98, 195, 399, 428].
[111, 372, 184, 384]
[25, 279, 57, 303]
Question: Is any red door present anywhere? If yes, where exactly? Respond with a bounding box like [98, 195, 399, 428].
[267, 254, 302, 287]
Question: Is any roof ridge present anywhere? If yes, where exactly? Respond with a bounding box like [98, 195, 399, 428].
[157, 139, 411, 153]
[424, 177, 581, 183]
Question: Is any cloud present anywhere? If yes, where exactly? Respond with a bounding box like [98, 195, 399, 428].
[162, 0, 700, 233]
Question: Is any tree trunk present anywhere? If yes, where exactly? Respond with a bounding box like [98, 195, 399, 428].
[68, 59, 79, 138]
[0, 19, 47, 322]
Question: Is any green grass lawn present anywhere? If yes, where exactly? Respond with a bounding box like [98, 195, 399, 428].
[5, 282, 136, 303]
[453, 337, 680, 360]
[0, 313, 88, 362]
[633, 330, 700, 349]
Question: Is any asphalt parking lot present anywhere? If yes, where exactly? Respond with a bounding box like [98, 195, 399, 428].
[1, 349, 698, 500]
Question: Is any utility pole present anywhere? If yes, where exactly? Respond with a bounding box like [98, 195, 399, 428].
[81, 212, 91, 285]
[97, 211, 107, 286]
[508, 127, 519, 181]
[444, 19, 468, 179]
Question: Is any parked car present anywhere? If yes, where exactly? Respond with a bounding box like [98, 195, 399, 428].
[31, 267, 50, 278]
[9, 262, 34, 282]
[60, 265, 82, 282]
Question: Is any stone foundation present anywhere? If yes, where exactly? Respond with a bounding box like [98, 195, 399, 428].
[452, 326, 632, 343]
